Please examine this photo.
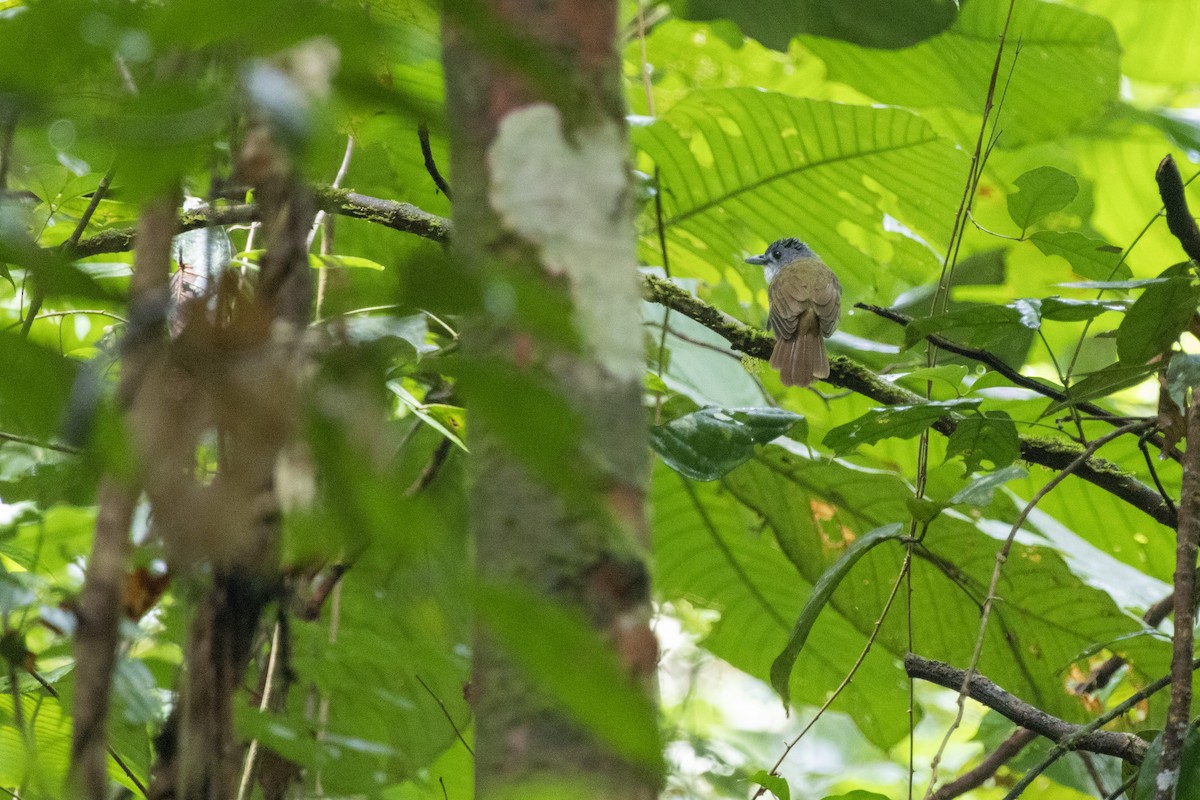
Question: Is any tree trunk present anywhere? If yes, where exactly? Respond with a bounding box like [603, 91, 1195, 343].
[441, 2, 659, 798]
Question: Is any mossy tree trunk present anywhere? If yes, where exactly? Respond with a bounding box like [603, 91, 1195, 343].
[441, 2, 659, 798]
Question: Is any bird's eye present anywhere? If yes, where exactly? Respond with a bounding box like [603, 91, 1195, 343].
[771, 250, 781, 259]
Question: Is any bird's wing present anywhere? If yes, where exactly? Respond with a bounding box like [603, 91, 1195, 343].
[767, 276, 805, 339]
[814, 273, 841, 336]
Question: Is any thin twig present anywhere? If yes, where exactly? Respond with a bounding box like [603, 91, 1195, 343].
[924, 419, 1151, 797]
[417, 123, 452, 200]
[415, 674, 473, 756]
[642, 320, 745, 360]
[752, 552, 911, 799]
[236, 622, 283, 800]
[931, 728, 1036, 800]
[0, 430, 81, 454]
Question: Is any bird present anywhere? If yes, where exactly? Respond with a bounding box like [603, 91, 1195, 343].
[745, 238, 841, 388]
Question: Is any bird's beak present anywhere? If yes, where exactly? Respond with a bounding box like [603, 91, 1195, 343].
[744, 254, 767, 266]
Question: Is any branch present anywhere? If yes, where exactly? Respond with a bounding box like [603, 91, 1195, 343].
[932, 728, 1036, 800]
[417, 122, 453, 200]
[1002, 655, 1200, 800]
[905, 654, 1147, 764]
[1157, 397, 1200, 799]
[856, 301, 1178, 461]
[1156, 154, 1200, 263]
[642, 275, 1178, 529]
[71, 186, 450, 258]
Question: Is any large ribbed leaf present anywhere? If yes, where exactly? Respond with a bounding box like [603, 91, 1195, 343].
[1069, 0, 1200, 84]
[802, 0, 1120, 145]
[671, 0, 959, 51]
[660, 442, 1159, 743]
[633, 89, 966, 301]
[651, 461, 912, 748]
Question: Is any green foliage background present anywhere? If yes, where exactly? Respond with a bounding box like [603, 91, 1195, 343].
[1, 0, 1199, 798]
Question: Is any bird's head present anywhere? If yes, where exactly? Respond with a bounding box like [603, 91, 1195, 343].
[744, 237, 816, 282]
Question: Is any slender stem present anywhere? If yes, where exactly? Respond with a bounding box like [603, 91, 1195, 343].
[924, 420, 1151, 798]
[752, 552, 911, 799]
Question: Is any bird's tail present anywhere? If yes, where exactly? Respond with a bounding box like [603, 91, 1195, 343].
[771, 333, 828, 387]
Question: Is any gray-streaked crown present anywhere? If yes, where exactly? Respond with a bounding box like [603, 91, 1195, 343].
[745, 237, 817, 282]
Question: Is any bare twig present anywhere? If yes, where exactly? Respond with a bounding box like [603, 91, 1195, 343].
[906, 655, 1146, 764]
[417, 123, 452, 200]
[931, 728, 1036, 800]
[236, 622, 283, 800]
[415, 674, 473, 756]
[0, 430, 82, 454]
[22, 168, 116, 337]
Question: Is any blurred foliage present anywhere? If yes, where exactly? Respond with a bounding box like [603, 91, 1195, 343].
[0, 0, 1197, 798]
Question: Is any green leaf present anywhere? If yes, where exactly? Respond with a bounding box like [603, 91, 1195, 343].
[1006, 167, 1079, 231]
[312, 253, 387, 270]
[802, 0, 1119, 145]
[944, 412, 1020, 473]
[906, 497, 948, 524]
[476, 583, 664, 774]
[1029, 231, 1131, 281]
[1042, 361, 1159, 416]
[892, 365, 969, 394]
[633, 90, 966, 299]
[1056, 278, 1166, 291]
[824, 400, 980, 455]
[0, 334, 77, 440]
[390, 383, 468, 451]
[650, 407, 804, 481]
[948, 464, 1028, 507]
[769, 524, 906, 705]
[1036, 297, 1127, 322]
[671, 0, 957, 51]
[1166, 354, 1200, 411]
[1116, 265, 1199, 365]
[820, 793, 892, 800]
[903, 305, 1026, 350]
[749, 770, 791, 800]
[1076, 0, 1200, 83]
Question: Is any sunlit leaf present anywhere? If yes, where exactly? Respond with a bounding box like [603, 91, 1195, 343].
[1116, 264, 1199, 365]
[1029, 231, 1130, 281]
[1007, 166, 1079, 231]
[824, 399, 981, 455]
